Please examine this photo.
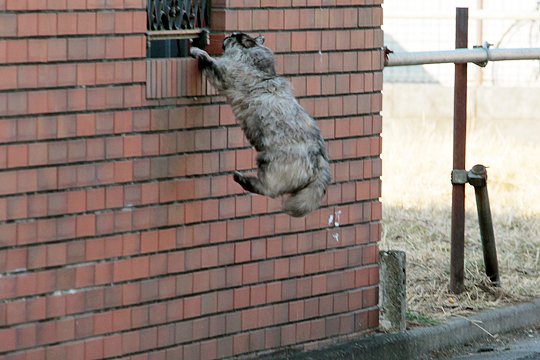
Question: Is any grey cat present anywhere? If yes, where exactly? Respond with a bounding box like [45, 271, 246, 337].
[190, 33, 331, 217]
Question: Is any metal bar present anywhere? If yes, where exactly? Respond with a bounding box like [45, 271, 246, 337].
[385, 47, 540, 67]
[147, 29, 204, 40]
[474, 0, 484, 86]
[475, 184, 500, 284]
[489, 48, 540, 61]
[468, 165, 500, 286]
[384, 10, 540, 20]
[450, 7, 469, 295]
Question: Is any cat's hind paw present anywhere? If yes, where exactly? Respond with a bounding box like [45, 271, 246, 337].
[233, 171, 246, 185]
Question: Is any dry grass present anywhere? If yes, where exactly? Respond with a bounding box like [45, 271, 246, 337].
[381, 116, 540, 323]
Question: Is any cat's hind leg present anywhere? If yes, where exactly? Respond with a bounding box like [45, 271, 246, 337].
[233, 172, 276, 197]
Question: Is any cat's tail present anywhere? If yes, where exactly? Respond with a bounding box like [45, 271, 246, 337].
[283, 157, 331, 217]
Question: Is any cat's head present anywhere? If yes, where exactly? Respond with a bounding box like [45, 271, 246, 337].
[223, 33, 276, 77]
[223, 32, 265, 50]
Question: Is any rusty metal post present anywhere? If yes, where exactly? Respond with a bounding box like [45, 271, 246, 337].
[450, 8, 469, 294]
[468, 165, 500, 286]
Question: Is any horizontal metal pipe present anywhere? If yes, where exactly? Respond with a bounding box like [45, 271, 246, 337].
[384, 10, 540, 20]
[385, 47, 540, 67]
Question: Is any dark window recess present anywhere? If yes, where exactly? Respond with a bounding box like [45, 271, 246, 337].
[148, 39, 191, 58]
[147, 0, 211, 59]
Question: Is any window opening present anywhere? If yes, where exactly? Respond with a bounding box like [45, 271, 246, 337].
[147, 0, 210, 58]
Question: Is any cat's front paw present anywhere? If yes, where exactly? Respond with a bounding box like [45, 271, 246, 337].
[190, 47, 206, 59]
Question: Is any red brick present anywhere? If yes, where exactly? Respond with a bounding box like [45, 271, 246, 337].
[103, 333, 122, 357]
[56, 12, 77, 36]
[367, 308, 379, 329]
[94, 62, 115, 86]
[25, 296, 45, 324]
[239, 307, 259, 333]
[221, 213, 241, 238]
[251, 9, 269, 31]
[273, 256, 290, 280]
[0, 222, 15, 249]
[297, 8, 315, 28]
[195, 338, 217, 360]
[266, 9, 287, 30]
[294, 321, 310, 343]
[0, 120, 15, 143]
[261, 328, 280, 352]
[97, 12, 115, 34]
[286, 298, 303, 322]
[66, 240, 85, 264]
[24, 195, 43, 217]
[16, 13, 37, 37]
[233, 332, 249, 356]
[0, 66, 16, 90]
[232, 240, 250, 264]
[237, 10, 253, 31]
[124, 36, 144, 58]
[5, 299, 25, 326]
[7, 40, 27, 63]
[102, 36, 124, 59]
[86, 37, 106, 60]
[112, 111, 132, 133]
[192, 269, 210, 293]
[181, 342, 201, 360]
[0, 327, 16, 352]
[77, 12, 96, 35]
[44, 243, 66, 268]
[113, 160, 133, 183]
[84, 338, 104, 359]
[46, 0, 67, 10]
[282, 8, 300, 29]
[6, 91, 26, 116]
[6, 143, 27, 168]
[305, 31, 321, 51]
[131, 9, 146, 32]
[276, 322, 295, 347]
[47, 39, 68, 63]
[184, 248, 201, 271]
[167, 252, 187, 278]
[113, 60, 132, 84]
[184, 295, 201, 318]
[76, 214, 96, 237]
[182, 200, 201, 224]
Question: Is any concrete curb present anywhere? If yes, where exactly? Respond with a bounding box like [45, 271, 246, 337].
[293, 299, 540, 359]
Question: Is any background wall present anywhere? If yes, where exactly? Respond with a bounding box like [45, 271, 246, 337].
[0, 0, 383, 358]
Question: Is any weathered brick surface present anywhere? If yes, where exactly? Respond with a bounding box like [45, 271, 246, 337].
[0, 1, 382, 358]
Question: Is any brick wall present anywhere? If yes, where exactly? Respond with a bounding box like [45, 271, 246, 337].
[0, 0, 383, 358]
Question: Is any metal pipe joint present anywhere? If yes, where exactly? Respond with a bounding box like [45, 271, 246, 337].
[467, 164, 488, 187]
[450, 164, 488, 187]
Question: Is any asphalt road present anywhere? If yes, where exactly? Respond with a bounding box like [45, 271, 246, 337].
[434, 327, 540, 360]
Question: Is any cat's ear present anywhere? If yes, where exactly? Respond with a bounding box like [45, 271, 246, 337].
[255, 35, 265, 45]
[239, 34, 257, 48]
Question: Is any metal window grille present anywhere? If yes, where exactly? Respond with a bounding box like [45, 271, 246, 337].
[147, 0, 211, 58]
